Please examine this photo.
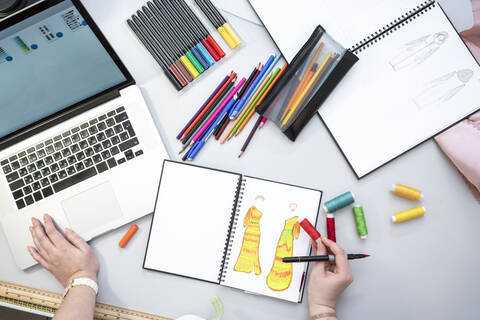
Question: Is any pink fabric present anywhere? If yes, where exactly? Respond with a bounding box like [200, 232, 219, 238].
[435, 0, 480, 202]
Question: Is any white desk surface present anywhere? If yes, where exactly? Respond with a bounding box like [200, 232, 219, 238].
[1, 0, 479, 319]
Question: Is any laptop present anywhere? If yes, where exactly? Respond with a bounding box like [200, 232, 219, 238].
[0, 0, 169, 269]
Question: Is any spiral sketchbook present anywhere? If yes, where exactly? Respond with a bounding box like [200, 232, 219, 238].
[144, 160, 322, 303]
[249, 0, 480, 178]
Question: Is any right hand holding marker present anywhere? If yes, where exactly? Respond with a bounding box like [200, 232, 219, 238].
[307, 236, 354, 315]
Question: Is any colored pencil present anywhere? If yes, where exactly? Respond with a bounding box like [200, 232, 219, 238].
[131, 15, 188, 88]
[235, 64, 287, 136]
[142, 6, 193, 81]
[180, 72, 235, 140]
[177, 75, 228, 139]
[175, 0, 225, 60]
[221, 72, 271, 144]
[230, 55, 275, 118]
[189, 77, 246, 147]
[259, 117, 267, 129]
[180, 80, 235, 150]
[229, 64, 261, 118]
[136, 10, 189, 86]
[127, 19, 183, 91]
[282, 53, 332, 126]
[283, 43, 324, 114]
[148, 1, 202, 76]
[238, 115, 262, 158]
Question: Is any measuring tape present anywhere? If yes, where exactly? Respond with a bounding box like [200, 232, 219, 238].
[0, 280, 172, 320]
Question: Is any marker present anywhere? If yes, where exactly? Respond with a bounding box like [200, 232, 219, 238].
[118, 224, 139, 248]
[283, 254, 370, 263]
[127, 19, 183, 90]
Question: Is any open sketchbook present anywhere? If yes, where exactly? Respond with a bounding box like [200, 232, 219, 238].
[249, 0, 480, 178]
[144, 161, 322, 303]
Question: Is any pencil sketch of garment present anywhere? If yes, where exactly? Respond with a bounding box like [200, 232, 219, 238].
[266, 216, 300, 291]
[233, 206, 262, 275]
[389, 32, 448, 71]
[414, 69, 474, 108]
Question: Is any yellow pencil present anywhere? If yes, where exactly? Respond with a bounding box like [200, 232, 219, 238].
[282, 53, 332, 126]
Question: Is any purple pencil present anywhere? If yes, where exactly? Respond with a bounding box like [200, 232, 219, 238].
[176, 74, 229, 139]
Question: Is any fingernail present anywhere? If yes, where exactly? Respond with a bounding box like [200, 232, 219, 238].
[44, 214, 48, 220]
[31, 217, 35, 224]
[65, 228, 71, 234]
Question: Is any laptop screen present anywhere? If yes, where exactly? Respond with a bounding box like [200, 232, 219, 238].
[0, 0, 127, 140]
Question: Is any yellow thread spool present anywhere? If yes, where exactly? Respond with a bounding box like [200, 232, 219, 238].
[217, 25, 236, 49]
[223, 23, 242, 48]
[180, 56, 199, 78]
[391, 184, 424, 201]
[392, 207, 425, 223]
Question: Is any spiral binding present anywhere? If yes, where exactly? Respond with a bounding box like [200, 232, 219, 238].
[218, 176, 246, 284]
[351, 1, 436, 53]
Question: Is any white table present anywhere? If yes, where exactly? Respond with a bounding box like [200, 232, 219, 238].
[2, 0, 479, 319]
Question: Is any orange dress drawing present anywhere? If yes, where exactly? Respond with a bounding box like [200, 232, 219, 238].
[266, 216, 300, 291]
[234, 206, 263, 275]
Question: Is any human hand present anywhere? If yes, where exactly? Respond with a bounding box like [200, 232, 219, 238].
[28, 214, 99, 288]
[307, 236, 354, 315]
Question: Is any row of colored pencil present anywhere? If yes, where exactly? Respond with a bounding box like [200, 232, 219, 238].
[128, 0, 237, 91]
[177, 54, 286, 160]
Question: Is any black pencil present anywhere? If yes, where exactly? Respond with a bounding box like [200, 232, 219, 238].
[127, 19, 183, 91]
[238, 115, 262, 158]
[283, 254, 370, 263]
[180, 80, 236, 148]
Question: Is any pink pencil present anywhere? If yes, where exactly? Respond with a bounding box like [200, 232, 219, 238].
[190, 77, 246, 147]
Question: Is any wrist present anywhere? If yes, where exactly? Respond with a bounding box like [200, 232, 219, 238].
[67, 271, 98, 287]
[309, 304, 336, 317]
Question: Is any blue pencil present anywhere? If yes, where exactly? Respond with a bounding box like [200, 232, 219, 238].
[229, 54, 276, 119]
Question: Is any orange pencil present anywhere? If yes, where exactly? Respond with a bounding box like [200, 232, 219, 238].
[281, 43, 324, 119]
[220, 73, 272, 144]
[181, 72, 236, 140]
[236, 64, 287, 136]
[280, 63, 317, 121]
[119, 224, 139, 248]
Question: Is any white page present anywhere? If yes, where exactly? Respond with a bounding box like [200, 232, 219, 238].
[319, 4, 480, 178]
[144, 161, 241, 283]
[249, 0, 427, 62]
[222, 177, 322, 302]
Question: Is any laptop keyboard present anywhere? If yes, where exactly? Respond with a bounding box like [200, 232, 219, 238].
[1, 107, 144, 210]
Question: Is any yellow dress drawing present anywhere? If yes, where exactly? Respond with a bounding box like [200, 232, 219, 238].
[266, 216, 300, 291]
[233, 206, 263, 275]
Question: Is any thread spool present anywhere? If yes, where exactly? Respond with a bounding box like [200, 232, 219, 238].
[326, 214, 336, 242]
[352, 206, 368, 239]
[300, 218, 321, 242]
[391, 184, 424, 201]
[392, 207, 425, 223]
[323, 192, 355, 213]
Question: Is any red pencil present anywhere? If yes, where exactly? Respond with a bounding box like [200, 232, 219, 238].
[181, 72, 236, 140]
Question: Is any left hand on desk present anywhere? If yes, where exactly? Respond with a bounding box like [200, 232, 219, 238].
[28, 214, 99, 287]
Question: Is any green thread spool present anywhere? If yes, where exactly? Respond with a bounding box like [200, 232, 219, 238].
[323, 192, 355, 213]
[353, 206, 368, 239]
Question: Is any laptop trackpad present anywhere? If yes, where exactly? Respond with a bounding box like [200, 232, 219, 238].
[62, 182, 123, 235]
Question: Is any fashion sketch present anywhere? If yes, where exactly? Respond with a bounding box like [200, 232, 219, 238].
[414, 69, 474, 108]
[266, 203, 300, 292]
[389, 32, 448, 71]
[233, 196, 264, 275]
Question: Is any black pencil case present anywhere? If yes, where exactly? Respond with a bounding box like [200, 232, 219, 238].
[256, 25, 358, 141]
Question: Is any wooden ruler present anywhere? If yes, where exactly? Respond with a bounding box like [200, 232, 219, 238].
[0, 280, 172, 320]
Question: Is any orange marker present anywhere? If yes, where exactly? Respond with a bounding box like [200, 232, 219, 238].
[119, 224, 139, 248]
